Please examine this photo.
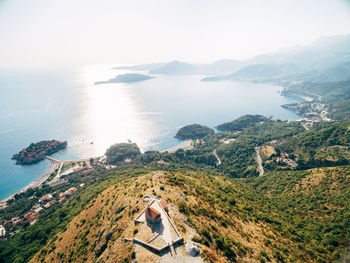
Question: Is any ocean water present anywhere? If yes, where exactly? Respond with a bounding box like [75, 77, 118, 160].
[0, 65, 301, 200]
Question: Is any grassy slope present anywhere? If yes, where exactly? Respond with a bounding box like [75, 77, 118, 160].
[26, 165, 349, 263]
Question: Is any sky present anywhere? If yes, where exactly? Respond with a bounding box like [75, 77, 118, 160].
[0, 0, 350, 67]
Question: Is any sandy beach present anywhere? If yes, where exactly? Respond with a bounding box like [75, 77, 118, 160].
[163, 139, 193, 153]
[0, 159, 60, 208]
[300, 96, 314, 102]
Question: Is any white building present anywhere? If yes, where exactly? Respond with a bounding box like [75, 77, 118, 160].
[0, 225, 6, 237]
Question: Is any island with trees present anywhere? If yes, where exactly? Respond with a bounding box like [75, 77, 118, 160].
[105, 143, 141, 164]
[94, 73, 153, 85]
[175, 124, 214, 140]
[12, 140, 67, 165]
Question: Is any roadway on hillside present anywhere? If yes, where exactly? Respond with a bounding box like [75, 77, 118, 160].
[255, 146, 264, 176]
[213, 149, 221, 166]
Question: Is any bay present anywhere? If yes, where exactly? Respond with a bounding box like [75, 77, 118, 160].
[0, 64, 301, 200]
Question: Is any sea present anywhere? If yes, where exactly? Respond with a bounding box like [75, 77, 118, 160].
[0, 64, 302, 200]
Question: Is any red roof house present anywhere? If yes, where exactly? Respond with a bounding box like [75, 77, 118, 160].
[39, 194, 53, 203]
[64, 187, 77, 196]
[145, 207, 161, 224]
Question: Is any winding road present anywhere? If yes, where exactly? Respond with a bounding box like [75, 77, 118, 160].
[213, 149, 221, 166]
[255, 146, 264, 176]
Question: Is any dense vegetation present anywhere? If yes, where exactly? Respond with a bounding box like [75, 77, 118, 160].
[281, 81, 350, 103]
[166, 167, 350, 262]
[216, 114, 270, 132]
[246, 166, 350, 262]
[216, 121, 304, 177]
[275, 121, 350, 169]
[329, 100, 350, 120]
[175, 124, 214, 139]
[105, 143, 141, 164]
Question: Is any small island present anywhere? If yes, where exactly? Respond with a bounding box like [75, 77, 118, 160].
[175, 124, 214, 140]
[105, 143, 141, 164]
[12, 140, 67, 165]
[94, 73, 153, 85]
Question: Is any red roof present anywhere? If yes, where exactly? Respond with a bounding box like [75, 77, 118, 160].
[81, 168, 94, 175]
[74, 167, 86, 173]
[24, 212, 32, 219]
[65, 187, 77, 196]
[145, 207, 161, 220]
[40, 194, 52, 201]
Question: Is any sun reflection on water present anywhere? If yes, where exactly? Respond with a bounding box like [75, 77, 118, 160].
[76, 64, 154, 155]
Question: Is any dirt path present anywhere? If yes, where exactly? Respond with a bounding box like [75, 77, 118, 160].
[213, 149, 221, 166]
[302, 123, 310, 131]
[255, 146, 264, 176]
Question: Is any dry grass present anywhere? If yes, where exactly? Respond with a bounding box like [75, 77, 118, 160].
[30, 170, 318, 263]
[261, 145, 276, 158]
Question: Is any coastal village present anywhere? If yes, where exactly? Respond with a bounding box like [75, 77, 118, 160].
[0, 156, 99, 238]
[0, 184, 79, 238]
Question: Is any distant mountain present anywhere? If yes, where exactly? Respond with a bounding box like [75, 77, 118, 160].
[201, 63, 301, 82]
[202, 34, 350, 82]
[293, 61, 350, 82]
[112, 63, 167, 71]
[116, 34, 350, 82]
[201, 76, 226, 81]
[203, 59, 244, 74]
[247, 34, 350, 71]
[148, 59, 243, 75]
[149, 61, 197, 75]
[94, 73, 153, 85]
[243, 60, 350, 84]
[228, 63, 301, 80]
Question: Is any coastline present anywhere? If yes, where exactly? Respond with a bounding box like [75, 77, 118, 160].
[0, 159, 60, 207]
[299, 96, 314, 102]
[162, 139, 193, 153]
[1, 140, 195, 206]
[0, 155, 101, 205]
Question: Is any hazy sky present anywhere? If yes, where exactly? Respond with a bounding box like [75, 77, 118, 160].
[1, 0, 350, 67]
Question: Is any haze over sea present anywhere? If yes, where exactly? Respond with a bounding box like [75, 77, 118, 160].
[0, 64, 301, 200]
